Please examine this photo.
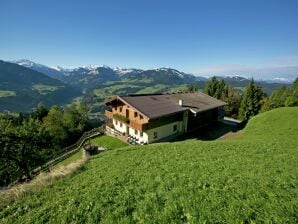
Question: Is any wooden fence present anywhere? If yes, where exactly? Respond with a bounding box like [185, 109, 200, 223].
[31, 126, 104, 177]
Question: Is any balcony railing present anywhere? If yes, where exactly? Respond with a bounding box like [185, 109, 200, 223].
[129, 119, 148, 131]
[105, 110, 148, 131]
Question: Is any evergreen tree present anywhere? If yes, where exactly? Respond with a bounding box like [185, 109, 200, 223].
[285, 78, 298, 106]
[204, 77, 226, 99]
[261, 78, 298, 111]
[239, 79, 264, 121]
[187, 84, 198, 92]
[204, 77, 241, 118]
[262, 86, 290, 111]
[221, 85, 241, 119]
[30, 104, 49, 121]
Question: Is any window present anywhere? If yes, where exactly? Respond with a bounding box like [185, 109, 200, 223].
[154, 131, 158, 139]
[140, 131, 143, 137]
[134, 111, 138, 118]
[135, 129, 138, 135]
[140, 115, 143, 120]
[173, 124, 177, 132]
[119, 107, 122, 112]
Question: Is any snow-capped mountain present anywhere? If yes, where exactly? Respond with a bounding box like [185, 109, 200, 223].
[12, 59, 65, 79]
[113, 67, 144, 76]
[11, 59, 296, 85]
[0, 60, 81, 112]
[60, 65, 119, 88]
[256, 77, 295, 84]
[215, 75, 249, 82]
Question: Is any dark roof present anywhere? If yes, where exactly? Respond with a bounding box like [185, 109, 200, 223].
[120, 95, 188, 119]
[164, 92, 226, 113]
[104, 92, 226, 119]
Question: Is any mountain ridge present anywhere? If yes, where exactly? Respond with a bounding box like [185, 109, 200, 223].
[0, 60, 81, 111]
[12, 59, 297, 84]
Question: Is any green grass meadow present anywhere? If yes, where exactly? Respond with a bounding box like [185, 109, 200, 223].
[0, 90, 16, 98]
[54, 135, 128, 168]
[0, 107, 297, 223]
[53, 150, 83, 168]
[90, 135, 128, 150]
[32, 84, 62, 95]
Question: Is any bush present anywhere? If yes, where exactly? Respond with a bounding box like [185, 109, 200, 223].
[113, 113, 130, 124]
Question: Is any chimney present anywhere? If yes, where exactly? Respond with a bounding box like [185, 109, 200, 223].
[179, 99, 183, 106]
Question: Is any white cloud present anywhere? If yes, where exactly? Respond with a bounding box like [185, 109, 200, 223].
[194, 56, 298, 81]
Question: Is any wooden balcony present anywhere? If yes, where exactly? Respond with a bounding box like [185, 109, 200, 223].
[105, 110, 148, 131]
[129, 119, 148, 131]
[105, 110, 113, 119]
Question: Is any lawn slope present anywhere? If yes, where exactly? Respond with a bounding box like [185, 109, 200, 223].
[0, 107, 297, 223]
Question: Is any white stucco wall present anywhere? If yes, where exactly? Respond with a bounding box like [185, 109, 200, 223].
[113, 119, 127, 134]
[113, 119, 185, 144]
[128, 127, 148, 144]
[146, 120, 183, 143]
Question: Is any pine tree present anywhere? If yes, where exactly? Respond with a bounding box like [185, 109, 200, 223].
[261, 78, 298, 111]
[239, 79, 264, 121]
[221, 85, 241, 118]
[285, 78, 298, 106]
[187, 84, 198, 92]
[204, 77, 226, 99]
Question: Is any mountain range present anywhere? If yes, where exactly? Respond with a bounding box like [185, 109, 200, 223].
[13, 59, 65, 80]
[0, 59, 295, 112]
[0, 60, 81, 112]
[14, 59, 296, 84]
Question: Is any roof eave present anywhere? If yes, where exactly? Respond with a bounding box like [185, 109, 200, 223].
[191, 103, 226, 114]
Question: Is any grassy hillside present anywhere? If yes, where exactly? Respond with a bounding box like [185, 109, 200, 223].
[0, 108, 297, 223]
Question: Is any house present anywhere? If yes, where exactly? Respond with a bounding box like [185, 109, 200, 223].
[103, 92, 226, 144]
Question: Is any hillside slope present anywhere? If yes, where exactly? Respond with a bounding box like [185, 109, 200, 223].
[0, 108, 297, 223]
[0, 60, 81, 111]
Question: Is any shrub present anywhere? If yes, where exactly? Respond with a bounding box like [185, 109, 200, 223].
[113, 113, 130, 124]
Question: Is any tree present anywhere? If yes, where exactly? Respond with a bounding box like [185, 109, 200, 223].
[187, 84, 198, 92]
[0, 119, 51, 182]
[43, 106, 68, 146]
[63, 103, 89, 136]
[285, 78, 298, 106]
[204, 77, 226, 99]
[31, 104, 49, 121]
[204, 77, 241, 118]
[261, 78, 298, 111]
[221, 86, 241, 119]
[239, 79, 264, 121]
[262, 86, 290, 111]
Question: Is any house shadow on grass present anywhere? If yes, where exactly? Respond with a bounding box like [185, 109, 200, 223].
[172, 119, 246, 142]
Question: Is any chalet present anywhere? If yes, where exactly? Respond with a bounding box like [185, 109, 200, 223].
[104, 92, 226, 144]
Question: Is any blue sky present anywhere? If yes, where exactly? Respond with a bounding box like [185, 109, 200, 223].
[0, 0, 298, 78]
